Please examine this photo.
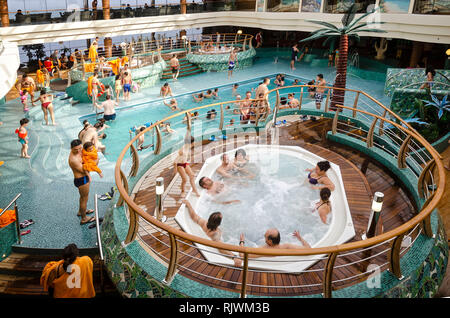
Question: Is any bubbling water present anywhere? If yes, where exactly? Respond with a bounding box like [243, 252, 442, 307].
[196, 150, 331, 248]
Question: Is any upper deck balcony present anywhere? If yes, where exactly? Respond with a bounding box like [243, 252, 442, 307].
[0, 0, 449, 44]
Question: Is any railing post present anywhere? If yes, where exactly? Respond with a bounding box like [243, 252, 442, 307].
[154, 124, 162, 155]
[185, 111, 192, 132]
[418, 158, 436, 199]
[352, 92, 360, 118]
[243, 35, 247, 51]
[298, 87, 303, 111]
[366, 117, 378, 148]
[240, 253, 249, 298]
[378, 109, 387, 136]
[117, 169, 129, 207]
[331, 107, 339, 135]
[272, 90, 280, 128]
[388, 234, 405, 279]
[219, 103, 224, 131]
[124, 205, 139, 244]
[129, 143, 140, 177]
[14, 201, 21, 245]
[323, 252, 338, 298]
[81, 56, 86, 81]
[324, 90, 331, 112]
[397, 135, 411, 169]
[163, 233, 179, 284]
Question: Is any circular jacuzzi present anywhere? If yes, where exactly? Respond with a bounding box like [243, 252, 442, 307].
[175, 144, 355, 272]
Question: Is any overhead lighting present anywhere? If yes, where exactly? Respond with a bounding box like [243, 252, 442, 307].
[237, 30, 243, 35]
[446, 49, 450, 56]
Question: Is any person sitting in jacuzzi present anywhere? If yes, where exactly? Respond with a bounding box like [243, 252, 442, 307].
[198, 176, 240, 205]
[305, 160, 335, 191]
[313, 187, 332, 224]
[216, 154, 254, 179]
[238, 228, 311, 259]
[234, 149, 250, 168]
[182, 199, 242, 267]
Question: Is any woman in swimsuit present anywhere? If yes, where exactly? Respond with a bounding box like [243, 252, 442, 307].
[174, 136, 200, 197]
[234, 149, 249, 168]
[305, 160, 335, 191]
[160, 82, 173, 98]
[33, 89, 56, 125]
[182, 199, 242, 267]
[313, 187, 332, 224]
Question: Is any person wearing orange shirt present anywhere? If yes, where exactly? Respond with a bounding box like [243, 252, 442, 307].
[40, 244, 95, 298]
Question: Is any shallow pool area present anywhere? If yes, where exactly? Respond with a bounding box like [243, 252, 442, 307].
[0, 50, 389, 249]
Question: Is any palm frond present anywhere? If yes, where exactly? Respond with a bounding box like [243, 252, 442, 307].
[342, 4, 357, 27]
[299, 30, 340, 43]
[348, 28, 387, 35]
[347, 21, 386, 34]
[304, 20, 341, 32]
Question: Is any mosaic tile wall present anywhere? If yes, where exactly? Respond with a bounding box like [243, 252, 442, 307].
[186, 48, 256, 72]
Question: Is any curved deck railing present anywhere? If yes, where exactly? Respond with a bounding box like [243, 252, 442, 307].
[113, 83, 445, 297]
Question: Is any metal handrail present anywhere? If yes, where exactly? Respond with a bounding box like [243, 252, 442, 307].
[0, 193, 21, 217]
[113, 83, 445, 297]
[1, 193, 22, 245]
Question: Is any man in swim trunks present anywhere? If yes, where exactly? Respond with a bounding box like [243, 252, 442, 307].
[228, 48, 238, 79]
[255, 77, 270, 102]
[238, 228, 310, 259]
[18, 74, 37, 106]
[169, 54, 180, 81]
[314, 73, 326, 110]
[198, 176, 240, 204]
[122, 71, 132, 101]
[68, 139, 95, 225]
[95, 94, 118, 121]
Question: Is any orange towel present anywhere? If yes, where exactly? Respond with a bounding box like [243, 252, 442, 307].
[107, 58, 121, 75]
[40, 256, 96, 298]
[120, 56, 129, 67]
[84, 62, 96, 74]
[88, 44, 98, 63]
[0, 209, 16, 228]
[36, 69, 45, 85]
[82, 147, 102, 174]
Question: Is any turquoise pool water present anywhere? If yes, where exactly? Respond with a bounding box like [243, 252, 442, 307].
[81, 74, 315, 161]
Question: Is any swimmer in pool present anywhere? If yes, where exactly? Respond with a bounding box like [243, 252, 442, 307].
[313, 187, 332, 224]
[163, 98, 180, 111]
[238, 228, 311, 259]
[182, 199, 242, 267]
[216, 154, 254, 179]
[234, 148, 250, 168]
[305, 160, 335, 191]
[198, 176, 240, 205]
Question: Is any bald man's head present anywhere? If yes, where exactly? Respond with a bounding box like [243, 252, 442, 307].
[265, 228, 280, 246]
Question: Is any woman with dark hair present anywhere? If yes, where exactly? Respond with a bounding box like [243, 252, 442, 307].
[40, 243, 95, 298]
[314, 187, 332, 224]
[182, 200, 242, 267]
[305, 160, 335, 191]
[234, 148, 249, 168]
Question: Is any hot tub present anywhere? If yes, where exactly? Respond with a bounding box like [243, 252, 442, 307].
[174, 144, 355, 272]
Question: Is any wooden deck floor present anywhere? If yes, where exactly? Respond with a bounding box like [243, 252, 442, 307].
[130, 117, 418, 296]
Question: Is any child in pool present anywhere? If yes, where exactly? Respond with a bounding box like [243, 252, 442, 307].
[15, 118, 30, 158]
[20, 90, 29, 112]
[82, 141, 103, 178]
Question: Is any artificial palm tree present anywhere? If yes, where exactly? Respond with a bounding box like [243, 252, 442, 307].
[300, 5, 386, 110]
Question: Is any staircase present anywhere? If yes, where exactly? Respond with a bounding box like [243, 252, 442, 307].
[161, 56, 203, 80]
[0, 41, 20, 100]
[0, 251, 120, 297]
